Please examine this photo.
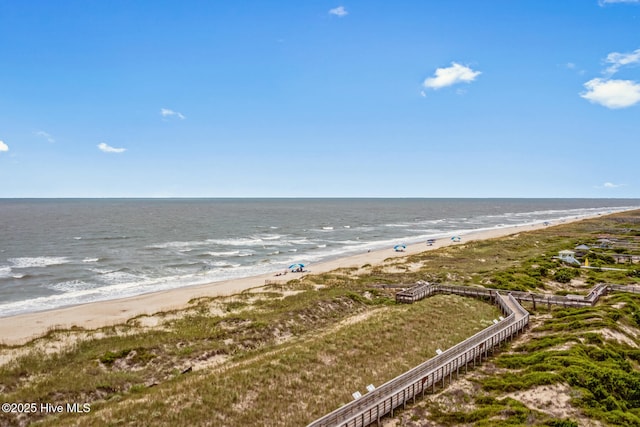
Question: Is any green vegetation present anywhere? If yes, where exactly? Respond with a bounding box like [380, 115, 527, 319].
[1, 210, 639, 426]
[480, 293, 640, 426]
[413, 288, 640, 426]
[0, 289, 498, 427]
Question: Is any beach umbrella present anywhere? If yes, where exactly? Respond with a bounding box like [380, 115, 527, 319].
[393, 244, 406, 252]
[288, 263, 305, 270]
[451, 236, 461, 242]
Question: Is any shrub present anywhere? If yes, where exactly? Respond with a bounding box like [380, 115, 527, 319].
[546, 420, 579, 427]
[100, 349, 132, 365]
[554, 268, 578, 283]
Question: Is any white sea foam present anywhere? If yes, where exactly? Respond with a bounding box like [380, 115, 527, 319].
[48, 280, 91, 292]
[322, 226, 334, 230]
[150, 237, 274, 251]
[206, 249, 256, 257]
[9, 257, 70, 268]
[206, 261, 241, 268]
[205, 237, 266, 246]
[207, 250, 242, 257]
[259, 234, 282, 241]
[286, 238, 315, 245]
[2, 202, 637, 318]
[0, 266, 12, 278]
[148, 240, 203, 250]
[237, 249, 256, 257]
[208, 249, 256, 257]
[2, 263, 282, 317]
[99, 271, 144, 285]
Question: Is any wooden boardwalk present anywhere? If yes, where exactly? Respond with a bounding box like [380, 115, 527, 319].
[307, 282, 638, 427]
[307, 285, 528, 427]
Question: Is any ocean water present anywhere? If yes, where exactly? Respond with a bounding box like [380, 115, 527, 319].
[1, 198, 638, 317]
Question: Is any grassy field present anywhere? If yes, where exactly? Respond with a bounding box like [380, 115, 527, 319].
[0, 282, 498, 426]
[1, 210, 639, 426]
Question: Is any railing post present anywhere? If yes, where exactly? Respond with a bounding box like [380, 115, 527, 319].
[390, 395, 394, 417]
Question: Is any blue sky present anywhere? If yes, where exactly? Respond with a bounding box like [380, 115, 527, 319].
[1, 0, 639, 198]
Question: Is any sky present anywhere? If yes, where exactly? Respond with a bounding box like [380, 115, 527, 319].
[1, 0, 639, 198]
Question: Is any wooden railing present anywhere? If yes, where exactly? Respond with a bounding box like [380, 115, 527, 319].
[609, 284, 640, 294]
[308, 281, 637, 427]
[398, 282, 615, 308]
[308, 286, 527, 427]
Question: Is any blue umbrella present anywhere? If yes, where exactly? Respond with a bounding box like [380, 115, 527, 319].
[393, 244, 406, 252]
[289, 263, 305, 270]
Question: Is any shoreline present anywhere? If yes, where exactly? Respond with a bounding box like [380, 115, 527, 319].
[0, 215, 608, 345]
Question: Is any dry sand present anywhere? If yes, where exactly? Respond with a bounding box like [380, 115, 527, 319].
[0, 218, 589, 345]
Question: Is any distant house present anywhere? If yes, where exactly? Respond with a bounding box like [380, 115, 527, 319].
[596, 238, 612, 249]
[574, 244, 590, 256]
[558, 250, 581, 266]
[611, 254, 640, 264]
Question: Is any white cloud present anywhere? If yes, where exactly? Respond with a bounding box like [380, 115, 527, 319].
[599, 0, 640, 5]
[160, 108, 185, 120]
[0, 140, 8, 152]
[423, 62, 481, 90]
[329, 6, 348, 17]
[34, 130, 55, 143]
[596, 182, 626, 189]
[604, 48, 640, 75]
[580, 78, 640, 109]
[564, 62, 586, 75]
[97, 142, 126, 153]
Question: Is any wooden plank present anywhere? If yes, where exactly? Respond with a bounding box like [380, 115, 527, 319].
[308, 282, 629, 427]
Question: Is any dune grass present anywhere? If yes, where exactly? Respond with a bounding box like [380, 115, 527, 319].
[0, 286, 498, 427]
[1, 210, 639, 426]
[477, 292, 640, 426]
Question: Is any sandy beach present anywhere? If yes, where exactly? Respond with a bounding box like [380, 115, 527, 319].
[0, 218, 592, 345]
